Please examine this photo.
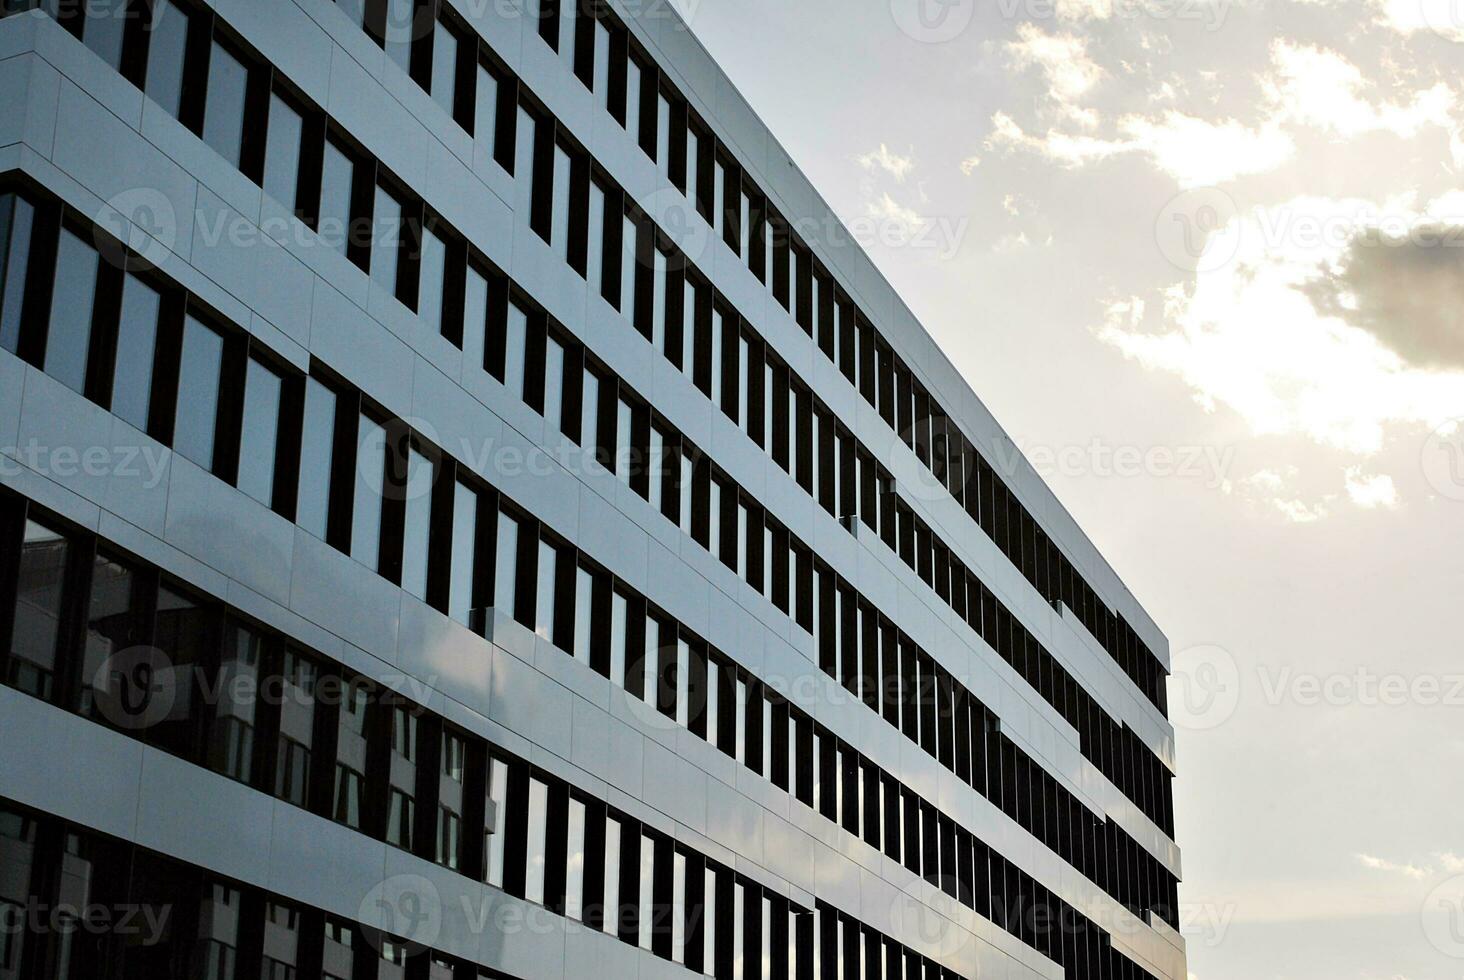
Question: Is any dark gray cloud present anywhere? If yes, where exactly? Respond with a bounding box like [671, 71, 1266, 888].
[1303, 225, 1464, 370]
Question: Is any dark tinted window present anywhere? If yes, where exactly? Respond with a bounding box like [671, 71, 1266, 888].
[384, 0, 414, 74]
[370, 184, 402, 295]
[430, 20, 458, 120]
[208, 623, 263, 781]
[174, 315, 225, 470]
[8, 521, 67, 700]
[149, 585, 211, 753]
[0, 194, 34, 355]
[77, 552, 142, 720]
[264, 93, 304, 213]
[44, 229, 100, 394]
[274, 651, 316, 806]
[144, 0, 190, 119]
[81, 0, 129, 70]
[318, 139, 355, 256]
[111, 273, 161, 431]
[237, 356, 283, 506]
[203, 41, 249, 167]
[296, 377, 336, 539]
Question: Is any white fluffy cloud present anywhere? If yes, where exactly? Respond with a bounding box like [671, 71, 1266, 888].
[1371, 0, 1464, 42]
[1344, 468, 1400, 509]
[864, 192, 924, 232]
[1097, 193, 1464, 454]
[1357, 854, 1433, 879]
[991, 40, 1463, 188]
[857, 144, 916, 183]
[1438, 852, 1464, 872]
[988, 110, 1293, 188]
[1006, 24, 1105, 127]
[1264, 41, 1459, 148]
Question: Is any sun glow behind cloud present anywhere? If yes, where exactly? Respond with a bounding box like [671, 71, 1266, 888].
[987, 110, 1295, 188]
[1099, 194, 1464, 456]
[989, 40, 1464, 187]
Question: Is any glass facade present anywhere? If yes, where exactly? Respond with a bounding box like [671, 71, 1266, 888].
[203, 41, 250, 168]
[264, 94, 305, 213]
[145, 0, 190, 119]
[174, 316, 225, 471]
[0, 3, 1181, 977]
[237, 357, 283, 507]
[110, 274, 160, 431]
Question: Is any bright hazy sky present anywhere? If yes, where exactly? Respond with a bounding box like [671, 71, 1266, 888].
[679, 1, 1464, 977]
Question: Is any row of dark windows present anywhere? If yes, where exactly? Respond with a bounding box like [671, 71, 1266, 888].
[326, 0, 1179, 791]
[0, 0, 1177, 834]
[515, 0, 1171, 712]
[0, 796, 509, 980]
[0, 492, 1163, 980]
[0, 373, 1179, 949]
[0, 173, 1178, 923]
[0, 792, 1009, 980]
[21, 0, 1175, 747]
[4, 0, 1166, 767]
[0, 0, 1175, 832]
[342, 0, 1174, 812]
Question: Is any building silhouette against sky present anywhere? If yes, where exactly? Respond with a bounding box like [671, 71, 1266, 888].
[0, 1, 1183, 978]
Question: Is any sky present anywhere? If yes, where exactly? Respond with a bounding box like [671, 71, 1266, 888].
[675, 1, 1464, 977]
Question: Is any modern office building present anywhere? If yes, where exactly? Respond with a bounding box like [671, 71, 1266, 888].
[0, 0, 1183, 978]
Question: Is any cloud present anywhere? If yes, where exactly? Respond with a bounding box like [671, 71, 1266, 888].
[1273, 497, 1331, 523]
[1264, 41, 1459, 147]
[1301, 221, 1464, 371]
[992, 40, 1461, 190]
[1357, 854, 1432, 879]
[960, 155, 982, 175]
[1244, 468, 1286, 492]
[1438, 852, 1464, 872]
[1006, 24, 1105, 127]
[993, 231, 1033, 252]
[988, 110, 1293, 188]
[865, 192, 925, 232]
[1344, 468, 1400, 509]
[1047, 0, 1226, 26]
[857, 144, 916, 183]
[1121, 112, 1294, 187]
[1225, 468, 1336, 522]
[987, 110, 1126, 166]
[1372, 0, 1464, 42]
[1054, 0, 1117, 17]
[1097, 194, 1464, 454]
